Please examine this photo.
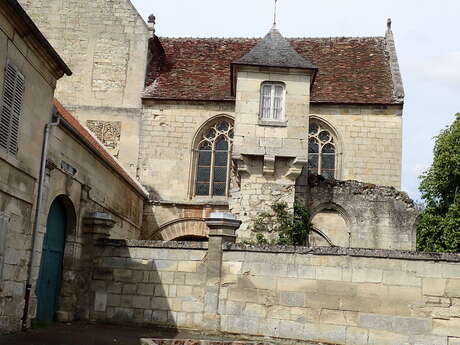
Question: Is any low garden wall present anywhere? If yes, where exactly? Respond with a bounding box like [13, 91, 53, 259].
[90, 239, 460, 345]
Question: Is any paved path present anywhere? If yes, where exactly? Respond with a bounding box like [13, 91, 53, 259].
[0, 322, 215, 345]
[0, 322, 326, 345]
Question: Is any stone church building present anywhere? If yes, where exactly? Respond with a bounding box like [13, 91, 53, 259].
[5, 1, 460, 342]
[18, 0, 417, 249]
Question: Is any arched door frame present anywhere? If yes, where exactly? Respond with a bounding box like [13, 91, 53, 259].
[35, 194, 76, 322]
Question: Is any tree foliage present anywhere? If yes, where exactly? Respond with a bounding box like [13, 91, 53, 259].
[251, 201, 311, 246]
[417, 113, 460, 252]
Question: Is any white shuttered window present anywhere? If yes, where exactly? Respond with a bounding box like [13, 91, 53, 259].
[0, 62, 25, 156]
[260, 83, 285, 121]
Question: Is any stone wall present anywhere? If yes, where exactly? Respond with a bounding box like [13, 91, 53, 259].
[18, 0, 150, 176]
[90, 240, 207, 328]
[310, 104, 403, 189]
[18, 0, 149, 110]
[139, 100, 405, 244]
[90, 240, 460, 345]
[140, 101, 235, 240]
[296, 175, 419, 250]
[220, 245, 460, 345]
[229, 157, 297, 242]
[31, 122, 147, 323]
[0, 6, 60, 331]
[140, 101, 235, 201]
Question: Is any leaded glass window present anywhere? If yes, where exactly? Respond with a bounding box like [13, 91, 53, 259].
[195, 119, 234, 197]
[308, 122, 336, 179]
[260, 83, 285, 121]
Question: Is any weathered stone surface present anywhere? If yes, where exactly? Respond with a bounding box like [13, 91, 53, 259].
[87, 241, 460, 345]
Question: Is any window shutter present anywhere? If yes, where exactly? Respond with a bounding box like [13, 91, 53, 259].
[0, 63, 24, 155]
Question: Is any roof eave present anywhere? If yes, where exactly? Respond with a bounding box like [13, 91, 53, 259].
[53, 101, 149, 199]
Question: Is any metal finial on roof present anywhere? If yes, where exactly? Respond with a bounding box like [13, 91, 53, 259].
[387, 18, 392, 32]
[273, 0, 278, 27]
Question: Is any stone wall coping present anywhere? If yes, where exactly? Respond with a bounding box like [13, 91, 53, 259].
[149, 199, 229, 207]
[224, 243, 460, 262]
[97, 238, 208, 250]
[96, 239, 460, 262]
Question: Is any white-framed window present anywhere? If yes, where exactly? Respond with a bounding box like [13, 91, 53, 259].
[0, 62, 25, 156]
[308, 121, 337, 179]
[194, 119, 234, 197]
[260, 82, 285, 121]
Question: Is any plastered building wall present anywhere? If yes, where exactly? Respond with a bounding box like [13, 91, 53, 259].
[0, 7, 58, 331]
[18, 0, 151, 175]
[90, 240, 460, 345]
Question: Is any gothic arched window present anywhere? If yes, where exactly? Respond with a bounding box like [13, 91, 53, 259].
[195, 119, 234, 197]
[308, 121, 337, 179]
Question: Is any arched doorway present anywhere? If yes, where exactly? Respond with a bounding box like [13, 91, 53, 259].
[36, 198, 67, 322]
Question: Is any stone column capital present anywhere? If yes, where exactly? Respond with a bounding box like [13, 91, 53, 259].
[205, 212, 241, 243]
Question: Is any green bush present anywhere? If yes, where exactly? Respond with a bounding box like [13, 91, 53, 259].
[251, 201, 311, 246]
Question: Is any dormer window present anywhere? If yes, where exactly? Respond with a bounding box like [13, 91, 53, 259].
[260, 82, 285, 121]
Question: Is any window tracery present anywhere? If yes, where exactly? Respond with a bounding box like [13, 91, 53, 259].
[195, 119, 234, 197]
[308, 121, 337, 179]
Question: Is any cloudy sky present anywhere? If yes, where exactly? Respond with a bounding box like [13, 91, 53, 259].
[132, 0, 460, 201]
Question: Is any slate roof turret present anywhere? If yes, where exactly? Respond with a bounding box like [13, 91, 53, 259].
[233, 25, 316, 70]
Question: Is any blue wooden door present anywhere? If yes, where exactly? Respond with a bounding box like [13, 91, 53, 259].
[36, 199, 66, 322]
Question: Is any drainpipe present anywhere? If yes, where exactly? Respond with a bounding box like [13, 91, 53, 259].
[22, 106, 60, 330]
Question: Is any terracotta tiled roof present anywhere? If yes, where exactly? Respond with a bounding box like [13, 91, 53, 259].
[144, 36, 400, 104]
[53, 99, 149, 198]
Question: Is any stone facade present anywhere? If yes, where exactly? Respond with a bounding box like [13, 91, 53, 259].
[0, 2, 147, 330]
[90, 239, 460, 344]
[0, 1, 70, 331]
[18, 0, 151, 175]
[229, 65, 312, 241]
[16, 0, 409, 244]
[310, 104, 403, 188]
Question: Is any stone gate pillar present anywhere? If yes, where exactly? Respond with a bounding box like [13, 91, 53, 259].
[203, 212, 241, 330]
